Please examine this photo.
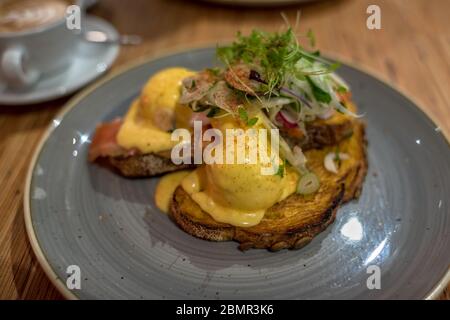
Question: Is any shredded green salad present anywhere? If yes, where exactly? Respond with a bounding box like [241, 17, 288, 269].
[217, 28, 357, 118]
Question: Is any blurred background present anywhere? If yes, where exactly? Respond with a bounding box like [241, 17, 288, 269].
[0, 0, 448, 299]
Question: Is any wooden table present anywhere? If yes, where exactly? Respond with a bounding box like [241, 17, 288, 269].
[0, 0, 448, 300]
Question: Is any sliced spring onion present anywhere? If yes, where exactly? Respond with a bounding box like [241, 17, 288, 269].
[324, 152, 350, 174]
[297, 172, 320, 195]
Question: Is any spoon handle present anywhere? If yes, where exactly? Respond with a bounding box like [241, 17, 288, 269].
[118, 35, 142, 46]
[83, 31, 142, 46]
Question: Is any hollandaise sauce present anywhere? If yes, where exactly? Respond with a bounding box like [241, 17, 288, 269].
[140, 67, 195, 131]
[116, 100, 176, 153]
[117, 67, 195, 154]
[155, 170, 191, 213]
[180, 166, 298, 228]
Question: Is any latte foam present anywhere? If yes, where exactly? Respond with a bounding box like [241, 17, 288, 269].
[0, 0, 69, 33]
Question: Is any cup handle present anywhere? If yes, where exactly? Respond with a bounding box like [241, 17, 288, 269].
[1, 46, 39, 88]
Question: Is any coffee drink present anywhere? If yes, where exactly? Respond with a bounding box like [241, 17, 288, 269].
[0, 0, 70, 33]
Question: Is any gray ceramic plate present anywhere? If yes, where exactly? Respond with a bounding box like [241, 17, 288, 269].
[25, 47, 450, 300]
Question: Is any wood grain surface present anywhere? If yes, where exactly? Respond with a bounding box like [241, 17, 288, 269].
[0, 0, 448, 300]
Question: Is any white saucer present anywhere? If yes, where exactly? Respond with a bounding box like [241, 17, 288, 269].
[0, 16, 120, 106]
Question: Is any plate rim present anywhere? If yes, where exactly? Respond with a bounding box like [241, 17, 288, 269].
[23, 45, 450, 300]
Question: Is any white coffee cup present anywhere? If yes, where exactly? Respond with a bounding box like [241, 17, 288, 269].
[0, 1, 82, 89]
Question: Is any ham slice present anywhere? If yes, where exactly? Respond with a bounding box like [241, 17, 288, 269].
[88, 118, 133, 162]
[88, 116, 211, 163]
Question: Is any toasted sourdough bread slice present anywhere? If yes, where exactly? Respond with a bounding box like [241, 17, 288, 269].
[88, 119, 195, 177]
[170, 121, 367, 251]
[106, 153, 195, 178]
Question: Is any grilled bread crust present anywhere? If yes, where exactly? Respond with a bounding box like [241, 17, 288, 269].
[105, 153, 195, 178]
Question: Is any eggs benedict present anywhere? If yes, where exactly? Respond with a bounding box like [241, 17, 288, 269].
[89, 27, 368, 251]
[160, 28, 367, 250]
[88, 67, 196, 176]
